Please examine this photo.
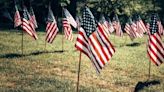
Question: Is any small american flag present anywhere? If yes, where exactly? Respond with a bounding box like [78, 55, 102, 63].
[62, 18, 73, 41]
[99, 15, 110, 36]
[75, 7, 115, 73]
[45, 6, 59, 43]
[14, 4, 22, 27]
[22, 6, 37, 40]
[106, 17, 114, 33]
[136, 15, 147, 34]
[63, 8, 77, 28]
[147, 14, 164, 66]
[124, 21, 135, 40]
[156, 15, 164, 35]
[112, 14, 123, 37]
[29, 7, 38, 28]
[130, 18, 143, 38]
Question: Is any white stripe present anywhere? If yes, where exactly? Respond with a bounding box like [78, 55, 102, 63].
[76, 41, 101, 72]
[97, 28, 115, 55]
[90, 34, 108, 63]
[148, 48, 161, 65]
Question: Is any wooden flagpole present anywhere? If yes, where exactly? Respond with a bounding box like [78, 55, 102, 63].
[76, 52, 82, 92]
[21, 0, 24, 56]
[148, 0, 156, 81]
[148, 59, 151, 80]
[123, 34, 128, 46]
[44, 40, 47, 51]
[21, 29, 24, 55]
[61, 6, 64, 52]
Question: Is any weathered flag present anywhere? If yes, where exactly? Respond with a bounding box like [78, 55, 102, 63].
[147, 14, 164, 66]
[14, 4, 22, 27]
[45, 6, 59, 43]
[22, 6, 37, 40]
[63, 8, 77, 28]
[75, 7, 115, 73]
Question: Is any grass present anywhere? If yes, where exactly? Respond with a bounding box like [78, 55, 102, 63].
[0, 30, 163, 92]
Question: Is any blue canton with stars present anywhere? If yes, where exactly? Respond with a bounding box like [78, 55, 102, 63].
[150, 14, 158, 35]
[81, 7, 97, 37]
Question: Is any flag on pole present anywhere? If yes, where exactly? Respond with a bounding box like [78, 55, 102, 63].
[29, 7, 38, 28]
[22, 6, 37, 40]
[130, 18, 143, 38]
[99, 15, 110, 36]
[14, 4, 22, 27]
[62, 18, 73, 41]
[147, 14, 164, 66]
[156, 15, 164, 35]
[45, 6, 59, 43]
[26, 7, 38, 39]
[63, 8, 77, 28]
[75, 7, 115, 73]
[106, 17, 114, 33]
[136, 15, 147, 34]
[124, 19, 136, 40]
[112, 14, 123, 37]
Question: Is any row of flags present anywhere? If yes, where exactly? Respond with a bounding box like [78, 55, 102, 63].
[14, 4, 76, 43]
[14, 4, 38, 40]
[14, 4, 163, 73]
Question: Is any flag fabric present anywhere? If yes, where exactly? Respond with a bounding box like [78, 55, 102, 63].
[130, 18, 143, 38]
[147, 14, 164, 66]
[106, 17, 115, 33]
[75, 7, 115, 73]
[124, 22, 135, 40]
[22, 6, 37, 40]
[14, 4, 22, 27]
[26, 7, 38, 39]
[63, 8, 77, 28]
[99, 15, 110, 36]
[62, 18, 73, 41]
[112, 14, 123, 37]
[29, 7, 38, 28]
[157, 20, 164, 35]
[45, 6, 59, 43]
[146, 23, 150, 34]
[136, 15, 147, 34]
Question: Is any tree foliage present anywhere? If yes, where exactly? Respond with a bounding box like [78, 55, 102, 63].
[0, 0, 163, 28]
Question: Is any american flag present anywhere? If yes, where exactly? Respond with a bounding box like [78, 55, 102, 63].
[27, 7, 38, 39]
[22, 6, 37, 40]
[156, 15, 164, 35]
[99, 15, 110, 36]
[112, 14, 123, 37]
[14, 4, 22, 27]
[62, 18, 73, 41]
[106, 17, 114, 33]
[29, 7, 38, 28]
[130, 18, 143, 38]
[63, 8, 77, 28]
[75, 7, 115, 73]
[147, 14, 164, 66]
[124, 21, 135, 40]
[136, 15, 147, 34]
[45, 6, 59, 43]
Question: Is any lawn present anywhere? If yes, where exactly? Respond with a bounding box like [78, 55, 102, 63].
[0, 30, 163, 92]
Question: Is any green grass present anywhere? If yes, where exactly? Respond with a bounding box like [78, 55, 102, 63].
[0, 30, 163, 92]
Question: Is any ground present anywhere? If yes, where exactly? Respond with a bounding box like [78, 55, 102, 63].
[0, 30, 163, 92]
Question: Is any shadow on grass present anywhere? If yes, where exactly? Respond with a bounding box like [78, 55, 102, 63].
[0, 53, 23, 58]
[126, 42, 141, 47]
[0, 50, 66, 59]
[134, 80, 160, 92]
[30, 50, 65, 55]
